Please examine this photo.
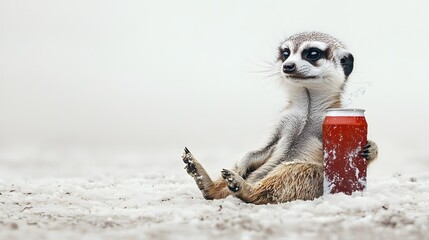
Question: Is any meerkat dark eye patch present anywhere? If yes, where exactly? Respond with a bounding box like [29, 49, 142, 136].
[278, 48, 291, 61]
[303, 48, 325, 62]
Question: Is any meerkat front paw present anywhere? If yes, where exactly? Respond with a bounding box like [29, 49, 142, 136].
[360, 140, 378, 164]
[221, 169, 244, 193]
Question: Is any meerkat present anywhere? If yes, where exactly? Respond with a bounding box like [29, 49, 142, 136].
[181, 32, 378, 204]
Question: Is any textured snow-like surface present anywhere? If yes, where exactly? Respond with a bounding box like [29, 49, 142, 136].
[0, 148, 428, 240]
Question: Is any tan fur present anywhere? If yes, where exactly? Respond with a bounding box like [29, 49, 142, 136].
[237, 163, 323, 204]
[206, 178, 230, 199]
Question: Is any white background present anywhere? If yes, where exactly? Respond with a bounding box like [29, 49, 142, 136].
[1, 0, 429, 177]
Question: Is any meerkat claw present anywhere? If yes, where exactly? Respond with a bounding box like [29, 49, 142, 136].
[182, 147, 192, 163]
[359, 141, 377, 162]
[221, 169, 241, 193]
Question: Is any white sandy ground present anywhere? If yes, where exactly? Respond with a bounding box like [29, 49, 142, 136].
[0, 147, 428, 240]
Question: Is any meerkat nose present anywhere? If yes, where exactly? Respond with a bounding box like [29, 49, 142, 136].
[283, 63, 296, 74]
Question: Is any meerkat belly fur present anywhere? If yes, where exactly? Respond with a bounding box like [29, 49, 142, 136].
[182, 32, 379, 204]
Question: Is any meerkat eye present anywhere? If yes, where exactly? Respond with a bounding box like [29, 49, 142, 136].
[282, 49, 291, 60]
[306, 48, 322, 61]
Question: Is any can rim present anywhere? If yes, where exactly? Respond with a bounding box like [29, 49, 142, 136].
[326, 108, 365, 116]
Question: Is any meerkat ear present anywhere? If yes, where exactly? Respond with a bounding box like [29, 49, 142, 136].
[341, 53, 354, 77]
[337, 49, 354, 77]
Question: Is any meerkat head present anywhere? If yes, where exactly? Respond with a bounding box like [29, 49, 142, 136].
[278, 32, 354, 90]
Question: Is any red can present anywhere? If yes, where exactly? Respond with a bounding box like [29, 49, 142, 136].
[323, 108, 368, 195]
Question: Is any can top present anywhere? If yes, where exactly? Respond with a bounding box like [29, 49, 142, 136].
[326, 108, 365, 117]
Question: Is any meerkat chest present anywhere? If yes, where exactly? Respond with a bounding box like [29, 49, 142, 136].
[277, 107, 325, 162]
[281, 106, 325, 139]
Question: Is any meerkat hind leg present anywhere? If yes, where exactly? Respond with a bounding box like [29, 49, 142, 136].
[254, 162, 324, 203]
[221, 169, 257, 203]
[182, 148, 230, 200]
[222, 162, 324, 205]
